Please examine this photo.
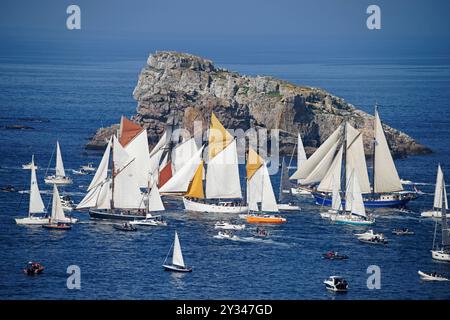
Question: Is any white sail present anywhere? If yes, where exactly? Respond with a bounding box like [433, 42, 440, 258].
[55, 141, 66, 177]
[29, 156, 45, 214]
[261, 163, 279, 212]
[77, 179, 111, 210]
[160, 146, 204, 194]
[331, 175, 342, 211]
[147, 183, 165, 213]
[290, 125, 341, 181]
[150, 131, 168, 158]
[297, 132, 307, 177]
[123, 130, 151, 188]
[434, 165, 449, 210]
[373, 109, 403, 193]
[149, 149, 164, 185]
[345, 123, 371, 194]
[51, 185, 66, 222]
[113, 137, 145, 209]
[88, 137, 111, 191]
[205, 140, 242, 199]
[345, 171, 366, 217]
[172, 232, 185, 268]
[317, 145, 343, 192]
[172, 138, 198, 174]
[301, 141, 339, 185]
[247, 168, 263, 212]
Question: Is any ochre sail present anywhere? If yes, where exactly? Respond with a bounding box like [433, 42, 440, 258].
[246, 147, 264, 180]
[185, 161, 205, 199]
[158, 161, 173, 188]
[208, 113, 234, 159]
[119, 116, 143, 147]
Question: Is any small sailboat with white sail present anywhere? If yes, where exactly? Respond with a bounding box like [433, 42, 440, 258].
[182, 113, 247, 214]
[44, 141, 73, 185]
[277, 158, 301, 211]
[245, 148, 286, 224]
[290, 132, 311, 196]
[162, 231, 192, 272]
[430, 165, 450, 262]
[15, 156, 48, 225]
[42, 185, 77, 229]
[421, 165, 450, 218]
[291, 106, 417, 208]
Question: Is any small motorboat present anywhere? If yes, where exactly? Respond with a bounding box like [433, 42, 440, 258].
[246, 214, 287, 224]
[113, 222, 137, 232]
[23, 262, 45, 275]
[320, 210, 338, 220]
[392, 228, 415, 236]
[324, 276, 348, 292]
[1, 185, 16, 192]
[42, 222, 72, 230]
[356, 230, 387, 245]
[322, 251, 348, 260]
[253, 227, 269, 238]
[60, 195, 76, 211]
[277, 203, 301, 211]
[418, 270, 450, 281]
[22, 162, 38, 170]
[214, 221, 245, 230]
[291, 187, 312, 196]
[130, 216, 167, 226]
[80, 163, 96, 172]
[44, 175, 73, 185]
[213, 230, 239, 240]
[72, 169, 89, 176]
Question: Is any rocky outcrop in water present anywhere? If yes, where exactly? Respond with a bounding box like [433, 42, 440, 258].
[87, 51, 431, 158]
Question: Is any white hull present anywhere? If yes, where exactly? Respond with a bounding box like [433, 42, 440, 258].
[421, 210, 450, 218]
[15, 216, 77, 225]
[418, 270, 450, 281]
[22, 164, 38, 170]
[183, 197, 248, 214]
[214, 223, 245, 230]
[45, 176, 73, 185]
[130, 219, 167, 226]
[277, 203, 301, 211]
[331, 214, 375, 226]
[291, 187, 312, 196]
[320, 210, 338, 219]
[431, 250, 450, 262]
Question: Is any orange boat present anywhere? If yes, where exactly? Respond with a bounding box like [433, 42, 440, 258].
[246, 214, 287, 224]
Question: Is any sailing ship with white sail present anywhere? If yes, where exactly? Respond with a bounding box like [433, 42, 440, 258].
[76, 117, 150, 220]
[44, 141, 73, 185]
[430, 165, 450, 262]
[421, 164, 450, 218]
[182, 113, 248, 213]
[15, 156, 49, 225]
[290, 106, 417, 208]
[277, 158, 301, 211]
[162, 231, 192, 272]
[290, 133, 311, 195]
[45, 184, 78, 225]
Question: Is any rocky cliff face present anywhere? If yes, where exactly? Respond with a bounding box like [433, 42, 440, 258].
[87, 51, 431, 158]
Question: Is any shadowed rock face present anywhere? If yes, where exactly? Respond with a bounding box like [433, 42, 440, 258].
[87, 51, 431, 158]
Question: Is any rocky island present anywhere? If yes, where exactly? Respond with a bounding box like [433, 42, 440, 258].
[87, 51, 431, 158]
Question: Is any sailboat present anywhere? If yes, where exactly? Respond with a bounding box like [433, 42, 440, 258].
[430, 165, 450, 262]
[182, 113, 248, 214]
[15, 156, 48, 225]
[245, 148, 286, 224]
[130, 181, 167, 226]
[42, 184, 77, 229]
[290, 133, 311, 195]
[76, 125, 148, 220]
[330, 170, 375, 226]
[277, 158, 301, 211]
[320, 174, 343, 219]
[421, 165, 450, 218]
[291, 106, 417, 208]
[44, 141, 73, 185]
[162, 231, 192, 272]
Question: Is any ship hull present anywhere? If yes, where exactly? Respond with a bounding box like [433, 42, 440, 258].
[89, 209, 146, 221]
[313, 192, 417, 208]
[183, 197, 248, 214]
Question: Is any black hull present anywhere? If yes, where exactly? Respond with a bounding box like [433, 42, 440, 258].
[89, 210, 146, 221]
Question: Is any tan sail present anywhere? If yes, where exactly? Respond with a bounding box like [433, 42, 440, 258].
[208, 113, 234, 159]
[185, 161, 205, 199]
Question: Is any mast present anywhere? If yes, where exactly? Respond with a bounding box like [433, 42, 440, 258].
[372, 104, 377, 195]
[342, 121, 347, 195]
[110, 135, 116, 210]
[440, 171, 449, 252]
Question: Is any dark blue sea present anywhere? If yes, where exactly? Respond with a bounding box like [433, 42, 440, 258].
[0, 51, 450, 300]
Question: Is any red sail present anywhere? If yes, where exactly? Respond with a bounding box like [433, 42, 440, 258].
[119, 116, 143, 147]
[158, 161, 173, 188]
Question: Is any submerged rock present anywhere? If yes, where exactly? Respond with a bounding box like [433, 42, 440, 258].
[87, 51, 431, 158]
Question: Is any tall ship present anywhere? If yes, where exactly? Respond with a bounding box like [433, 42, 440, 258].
[290, 106, 418, 208]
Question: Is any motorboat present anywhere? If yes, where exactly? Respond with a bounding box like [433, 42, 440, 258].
[392, 228, 415, 236]
[356, 229, 387, 244]
[421, 210, 450, 218]
[253, 227, 269, 237]
[418, 270, 450, 281]
[246, 214, 286, 224]
[23, 262, 44, 275]
[324, 276, 348, 292]
[213, 230, 239, 240]
[163, 231, 192, 272]
[42, 222, 72, 230]
[60, 195, 76, 211]
[80, 163, 96, 172]
[322, 251, 348, 260]
[130, 215, 167, 226]
[113, 222, 137, 232]
[277, 203, 301, 211]
[1, 185, 16, 192]
[214, 221, 245, 230]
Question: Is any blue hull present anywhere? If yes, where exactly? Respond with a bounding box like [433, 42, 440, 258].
[313, 193, 415, 208]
